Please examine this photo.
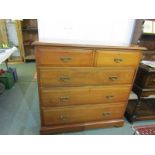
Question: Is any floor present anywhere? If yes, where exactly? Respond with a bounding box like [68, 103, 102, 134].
[0, 62, 155, 135]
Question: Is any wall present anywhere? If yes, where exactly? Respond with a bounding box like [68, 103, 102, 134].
[38, 19, 136, 46]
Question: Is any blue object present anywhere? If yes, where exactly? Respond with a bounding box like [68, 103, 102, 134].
[8, 67, 18, 82]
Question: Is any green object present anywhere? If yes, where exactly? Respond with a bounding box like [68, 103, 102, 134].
[0, 72, 15, 89]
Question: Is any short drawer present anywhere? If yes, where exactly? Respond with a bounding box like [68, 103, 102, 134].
[41, 103, 125, 126]
[36, 46, 94, 66]
[39, 67, 135, 87]
[40, 86, 131, 107]
[95, 50, 141, 67]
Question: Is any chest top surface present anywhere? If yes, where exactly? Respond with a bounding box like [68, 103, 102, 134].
[33, 41, 146, 51]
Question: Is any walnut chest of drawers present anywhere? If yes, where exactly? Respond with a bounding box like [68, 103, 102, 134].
[126, 64, 155, 122]
[34, 42, 144, 134]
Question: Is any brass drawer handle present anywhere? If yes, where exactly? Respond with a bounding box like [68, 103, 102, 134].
[114, 58, 123, 63]
[60, 76, 70, 82]
[109, 76, 118, 81]
[59, 115, 69, 121]
[106, 95, 114, 99]
[60, 96, 70, 102]
[60, 57, 72, 62]
[102, 112, 111, 116]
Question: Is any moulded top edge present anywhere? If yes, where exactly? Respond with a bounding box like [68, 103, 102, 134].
[32, 41, 146, 51]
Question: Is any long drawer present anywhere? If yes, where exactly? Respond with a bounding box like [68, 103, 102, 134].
[36, 46, 94, 67]
[40, 86, 131, 107]
[38, 67, 135, 87]
[42, 103, 125, 126]
[95, 50, 141, 67]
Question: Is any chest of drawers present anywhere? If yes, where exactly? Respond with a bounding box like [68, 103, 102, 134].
[34, 42, 144, 134]
[126, 64, 155, 122]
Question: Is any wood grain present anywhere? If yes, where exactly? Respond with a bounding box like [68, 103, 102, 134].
[41, 102, 125, 126]
[40, 119, 124, 134]
[40, 85, 131, 107]
[39, 67, 136, 87]
[34, 42, 143, 134]
[95, 50, 142, 67]
[33, 41, 146, 50]
[36, 46, 94, 66]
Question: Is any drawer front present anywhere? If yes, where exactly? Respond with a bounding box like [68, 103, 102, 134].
[95, 50, 141, 67]
[133, 85, 155, 98]
[136, 98, 155, 116]
[36, 47, 94, 66]
[42, 103, 125, 125]
[40, 86, 131, 107]
[39, 67, 135, 87]
[145, 74, 155, 88]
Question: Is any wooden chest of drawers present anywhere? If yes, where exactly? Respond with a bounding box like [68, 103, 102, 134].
[34, 42, 144, 134]
[126, 64, 155, 122]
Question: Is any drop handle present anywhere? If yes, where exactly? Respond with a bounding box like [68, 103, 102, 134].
[59, 76, 71, 82]
[60, 96, 70, 102]
[60, 57, 72, 62]
[106, 95, 114, 99]
[59, 115, 69, 121]
[102, 112, 111, 116]
[114, 58, 123, 63]
[109, 76, 118, 81]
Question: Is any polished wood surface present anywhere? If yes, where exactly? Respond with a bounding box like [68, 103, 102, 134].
[42, 103, 125, 126]
[34, 42, 143, 134]
[40, 119, 124, 134]
[95, 50, 142, 67]
[33, 41, 146, 50]
[40, 85, 131, 107]
[36, 46, 94, 66]
[39, 67, 135, 87]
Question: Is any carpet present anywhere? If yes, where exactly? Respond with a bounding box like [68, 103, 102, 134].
[133, 125, 155, 135]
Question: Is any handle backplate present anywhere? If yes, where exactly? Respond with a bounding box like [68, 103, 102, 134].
[60, 57, 72, 62]
[114, 58, 123, 63]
